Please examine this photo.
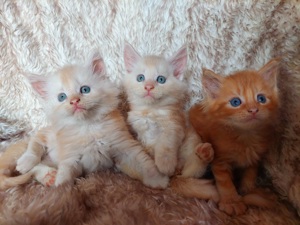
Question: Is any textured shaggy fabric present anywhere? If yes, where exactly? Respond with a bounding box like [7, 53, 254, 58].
[0, 171, 298, 225]
[1, 1, 300, 224]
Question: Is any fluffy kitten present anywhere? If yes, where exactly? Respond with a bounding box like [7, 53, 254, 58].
[189, 59, 280, 215]
[13, 53, 169, 189]
[122, 43, 218, 201]
[122, 43, 187, 176]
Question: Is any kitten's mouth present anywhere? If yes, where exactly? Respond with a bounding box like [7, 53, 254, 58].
[245, 116, 260, 122]
[144, 92, 154, 98]
[73, 105, 86, 113]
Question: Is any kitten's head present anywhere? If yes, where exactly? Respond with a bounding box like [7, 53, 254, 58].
[123, 42, 188, 107]
[202, 59, 280, 129]
[28, 53, 119, 124]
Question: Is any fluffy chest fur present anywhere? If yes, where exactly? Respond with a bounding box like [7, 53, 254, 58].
[46, 118, 115, 172]
[128, 108, 185, 151]
[208, 124, 269, 167]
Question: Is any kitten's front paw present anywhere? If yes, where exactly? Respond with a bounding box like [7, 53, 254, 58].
[195, 143, 214, 163]
[143, 167, 169, 189]
[54, 175, 68, 187]
[54, 169, 74, 187]
[219, 196, 247, 215]
[16, 152, 40, 174]
[155, 153, 177, 176]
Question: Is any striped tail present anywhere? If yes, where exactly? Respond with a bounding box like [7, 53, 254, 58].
[242, 188, 277, 208]
[170, 177, 219, 202]
[0, 172, 33, 190]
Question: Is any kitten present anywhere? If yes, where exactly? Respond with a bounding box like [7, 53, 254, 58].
[13, 52, 169, 189]
[122, 43, 187, 176]
[122, 43, 218, 200]
[189, 59, 280, 215]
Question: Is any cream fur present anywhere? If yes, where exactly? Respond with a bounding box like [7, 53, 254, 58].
[123, 44, 188, 176]
[1, 1, 300, 224]
[16, 56, 169, 189]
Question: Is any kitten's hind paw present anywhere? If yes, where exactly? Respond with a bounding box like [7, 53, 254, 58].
[195, 143, 214, 163]
[31, 164, 57, 187]
[16, 152, 40, 174]
[42, 169, 57, 187]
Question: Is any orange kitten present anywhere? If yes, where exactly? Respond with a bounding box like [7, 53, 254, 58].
[189, 59, 280, 215]
[12, 53, 169, 189]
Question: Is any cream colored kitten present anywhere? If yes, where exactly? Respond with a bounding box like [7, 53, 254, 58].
[15, 53, 169, 189]
[122, 43, 213, 178]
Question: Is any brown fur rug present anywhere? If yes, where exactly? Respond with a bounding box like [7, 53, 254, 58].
[0, 170, 298, 225]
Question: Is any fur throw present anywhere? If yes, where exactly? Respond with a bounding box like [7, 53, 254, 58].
[0, 171, 298, 225]
[1, 1, 300, 224]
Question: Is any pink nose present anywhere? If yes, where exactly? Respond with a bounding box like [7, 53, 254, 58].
[248, 108, 258, 114]
[144, 85, 154, 91]
[70, 98, 80, 105]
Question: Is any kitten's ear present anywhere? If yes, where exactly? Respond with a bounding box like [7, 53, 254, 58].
[202, 69, 223, 98]
[124, 42, 141, 74]
[90, 52, 106, 75]
[258, 58, 280, 89]
[169, 45, 187, 80]
[26, 74, 48, 98]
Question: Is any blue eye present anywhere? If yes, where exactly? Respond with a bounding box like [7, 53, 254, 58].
[157, 75, 166, 84]
[137, 74, 145, 82]
[257, 94, 266, 103]
[58, 93, 67, 102]
[229, 97, 242, 107]
[80, 86, 91, 94]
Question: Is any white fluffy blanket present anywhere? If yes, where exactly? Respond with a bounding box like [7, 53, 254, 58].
[1, 1, 300, 224]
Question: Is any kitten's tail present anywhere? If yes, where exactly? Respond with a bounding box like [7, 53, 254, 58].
[171, 177, 276, 209]
[170, 177, 219, 202]
[0, 172, 33, 190]
[242, 188, 277, 208]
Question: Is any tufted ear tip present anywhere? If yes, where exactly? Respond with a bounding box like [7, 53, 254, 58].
[201, 69, 223, 99]
[169, 45, 188, 80]
[123, 42, 141, 74]
[92, 58, 105, 75]
[258, 58, 281, 89]
[89, 51, 106, 75]
[26, 74, 48, 98]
